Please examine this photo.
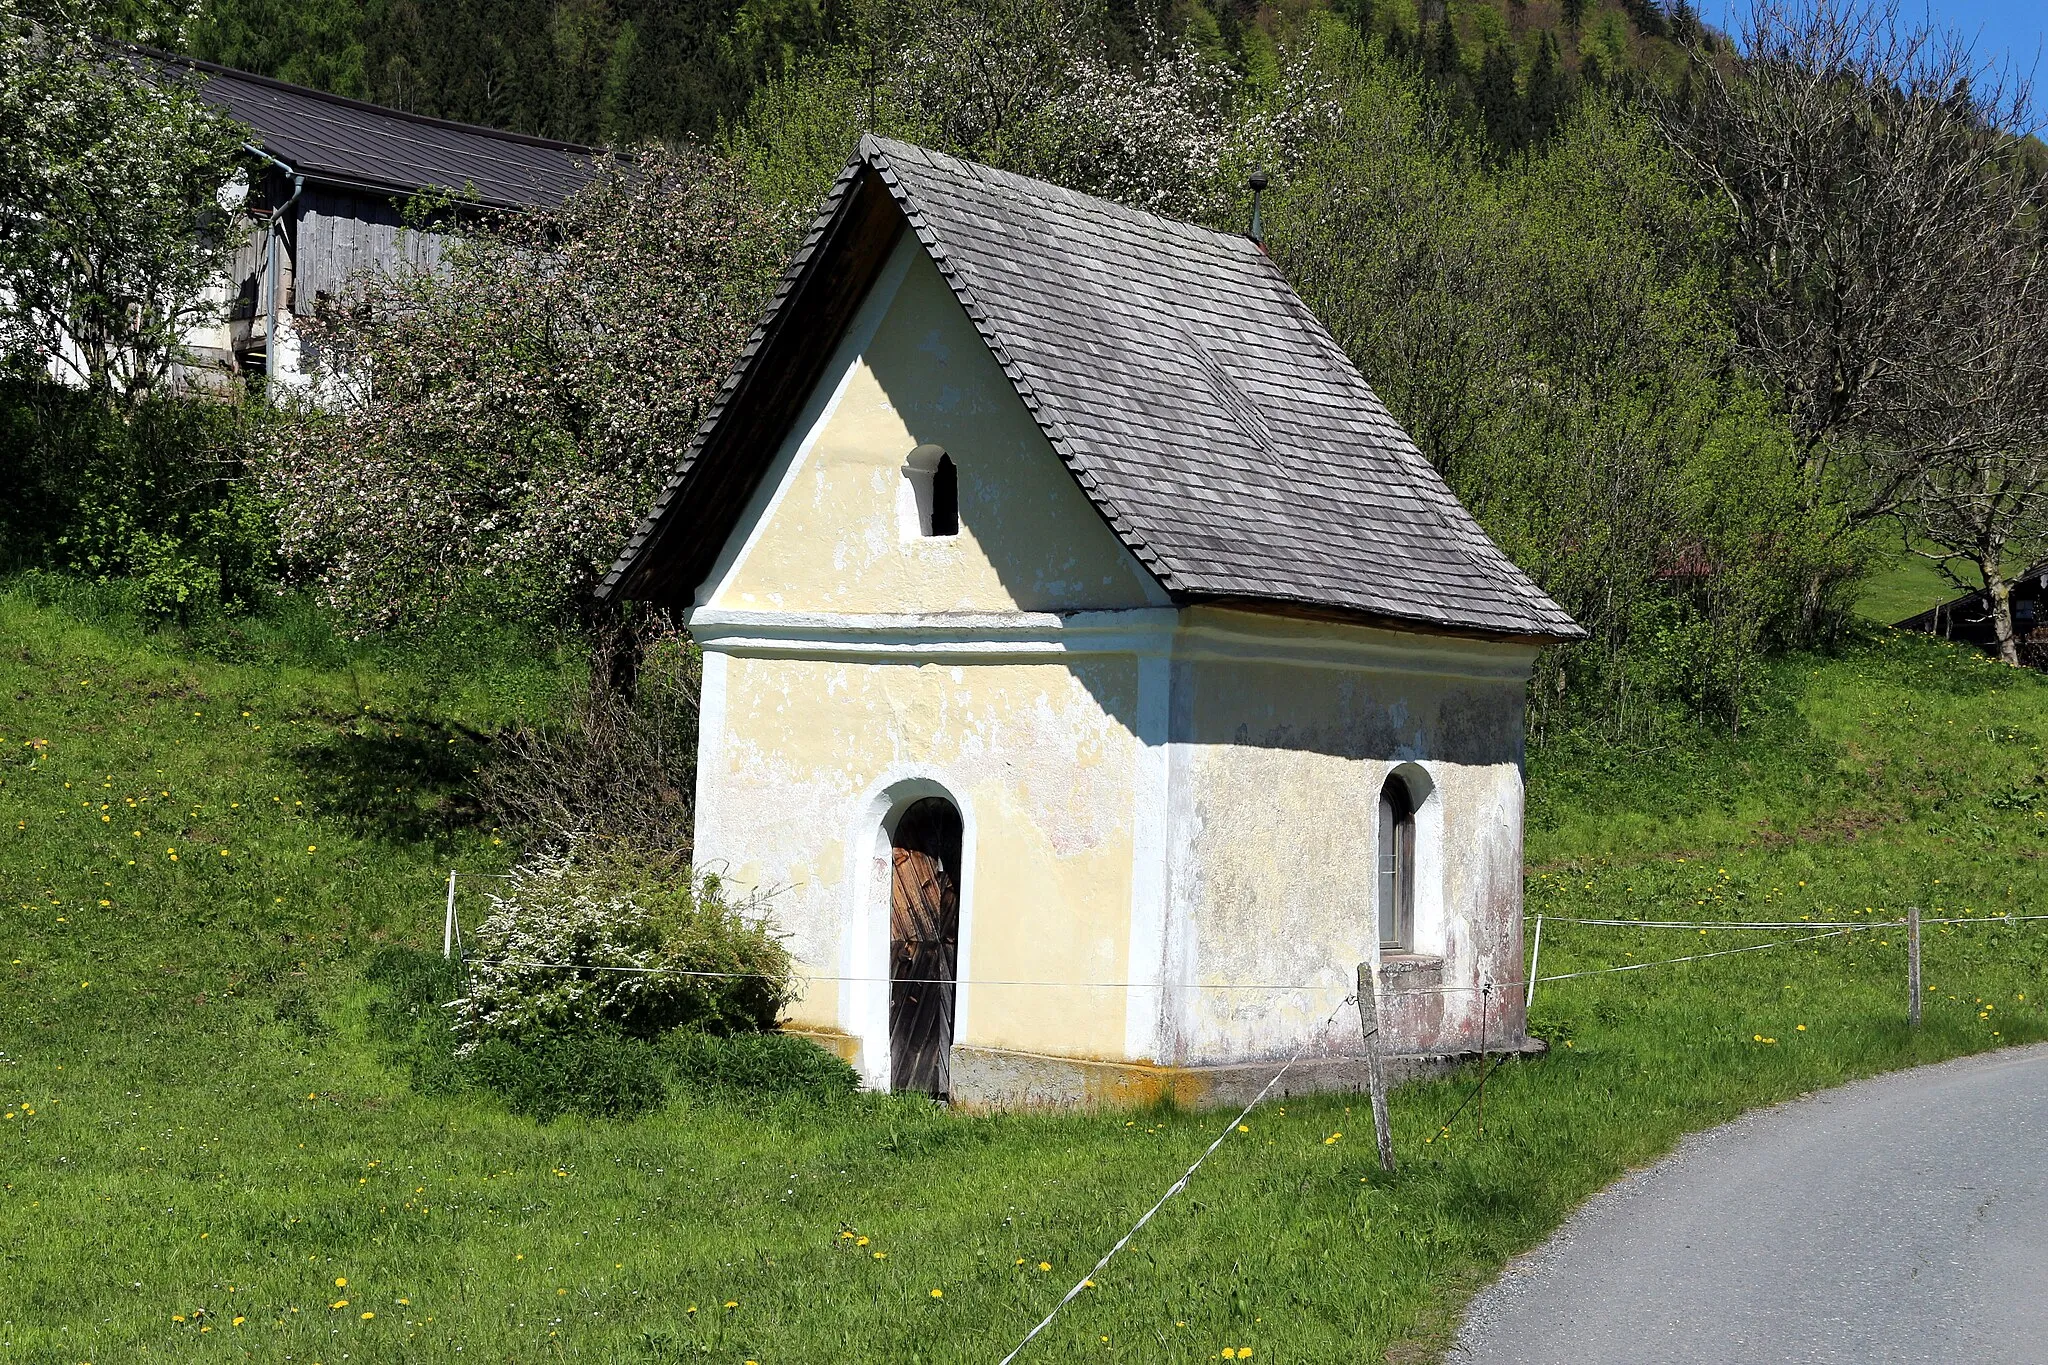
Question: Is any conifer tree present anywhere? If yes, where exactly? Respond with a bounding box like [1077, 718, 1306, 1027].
[1619, 0, 1667, 38]
[1477, 42, 1524, 153]
[1526, 30, 1568, 145]
[1428, 16, 1462, 81]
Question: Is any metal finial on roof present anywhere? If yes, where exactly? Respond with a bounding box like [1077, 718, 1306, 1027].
[1248, 169, 1270, 246]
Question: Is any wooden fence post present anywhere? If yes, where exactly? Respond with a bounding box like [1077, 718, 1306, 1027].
[1357, 961, 1396, 1174]
[1907, 906, 1922, 1027]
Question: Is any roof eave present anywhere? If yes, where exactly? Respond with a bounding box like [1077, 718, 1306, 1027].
[597, 153, 897, 603]
[1184, 594, 1586, 647]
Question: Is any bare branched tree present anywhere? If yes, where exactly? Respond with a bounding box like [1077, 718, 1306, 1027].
[477, 610, 701, 855]
[1660, 0, 2044, 631]
[1897, 206, 2048, 664]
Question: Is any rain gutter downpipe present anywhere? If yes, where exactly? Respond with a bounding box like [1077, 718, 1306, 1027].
[243, 143, 303, 387]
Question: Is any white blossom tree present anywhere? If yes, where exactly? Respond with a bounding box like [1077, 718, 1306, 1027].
[257, 145, 789, 633]
[0, 0, 246, 408]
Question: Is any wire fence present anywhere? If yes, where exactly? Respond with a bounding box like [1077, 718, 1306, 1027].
[436, 870, 2047, 999]
[430, 866, 2044, 1360]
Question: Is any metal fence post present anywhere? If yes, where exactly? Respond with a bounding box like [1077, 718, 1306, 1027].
[1525, 914, 1544, 1013]
[1357, 961, 1396, 1174]
[444, 870, 458, 959]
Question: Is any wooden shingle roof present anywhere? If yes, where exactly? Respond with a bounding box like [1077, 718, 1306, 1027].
[602, 136, 1582, 642]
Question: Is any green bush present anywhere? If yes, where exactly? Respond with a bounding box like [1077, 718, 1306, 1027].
[658, 1030, 859, 1099]
[365, 944, 852, 1119]
[464, 1033, 671, 1122]
[0, 380, 278, 620]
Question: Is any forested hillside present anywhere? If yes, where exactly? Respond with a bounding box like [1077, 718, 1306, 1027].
[172, 0, 1712, 153]
[14, 0, 2048, 741]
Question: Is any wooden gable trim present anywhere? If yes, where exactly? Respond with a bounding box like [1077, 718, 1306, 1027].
[607, 166, 906, 604]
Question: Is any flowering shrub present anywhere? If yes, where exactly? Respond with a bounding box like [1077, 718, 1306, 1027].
[257, 144, 789, 633]
[453, 844, 791, 1052]
[889, 5, 1250, 223]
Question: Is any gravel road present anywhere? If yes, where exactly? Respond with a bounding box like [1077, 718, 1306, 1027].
[1452, 1042, 2048, 1364]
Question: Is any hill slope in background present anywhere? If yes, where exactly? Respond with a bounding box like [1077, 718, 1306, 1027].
[168, 0, 1708, 150]
[4, 577, 2044, 1359]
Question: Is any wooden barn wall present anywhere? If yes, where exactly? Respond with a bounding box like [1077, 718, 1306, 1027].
[294, 188, 449, 315]
[225, 222, 268, 349]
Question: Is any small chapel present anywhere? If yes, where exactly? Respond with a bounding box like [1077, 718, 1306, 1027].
[600, 137, 1582, 1107]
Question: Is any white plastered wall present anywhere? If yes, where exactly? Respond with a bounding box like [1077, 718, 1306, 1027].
[1149, 609, 1537, 1066]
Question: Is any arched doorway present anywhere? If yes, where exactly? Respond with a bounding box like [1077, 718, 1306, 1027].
[889, 797, 963, 1096]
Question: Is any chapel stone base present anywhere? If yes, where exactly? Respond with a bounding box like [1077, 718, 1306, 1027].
[777, 1027, 1546, 1110]
[944, 1042, 1545, 1111]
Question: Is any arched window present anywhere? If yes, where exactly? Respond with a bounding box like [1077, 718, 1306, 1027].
[930, 453, 958, 536]
[889, 796, 963, 1097]
[902, 444, 959, 539]
[1378, 774, 1416, 952]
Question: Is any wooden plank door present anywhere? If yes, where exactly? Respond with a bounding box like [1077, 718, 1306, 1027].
[889, 798, 962, 1097]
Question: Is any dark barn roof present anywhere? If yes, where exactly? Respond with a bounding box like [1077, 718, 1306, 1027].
[147, 50, 597, 210]
[602, 137, 1582, 643]
[1895, 559, 2048, 648]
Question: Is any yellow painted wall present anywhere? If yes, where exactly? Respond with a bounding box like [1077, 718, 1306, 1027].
[692, 234, 1179, 1077]
[698, 651, 1145, 1067]
[707, 241, 1166, 615]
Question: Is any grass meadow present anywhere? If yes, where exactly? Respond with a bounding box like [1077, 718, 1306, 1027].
[3, 574, 2046, 1363]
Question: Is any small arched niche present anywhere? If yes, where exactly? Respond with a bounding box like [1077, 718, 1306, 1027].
[901, 443, 959, 539]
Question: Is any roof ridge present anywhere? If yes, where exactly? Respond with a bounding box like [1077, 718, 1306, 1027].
[861, 135, 1255, 257]
[133, 44, 601, 155]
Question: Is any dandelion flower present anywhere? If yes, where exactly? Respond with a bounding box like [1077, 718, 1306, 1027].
[361, 1311, 374, 1320]
[335, 1278, 347, 1288]
[1038, 1262, 1051, 1272]
[724, 1301, 738, 1309]
[930, 1288, 943, 1298]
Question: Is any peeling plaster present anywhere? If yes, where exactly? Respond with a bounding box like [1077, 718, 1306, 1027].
[683, 230, 1540, 1098]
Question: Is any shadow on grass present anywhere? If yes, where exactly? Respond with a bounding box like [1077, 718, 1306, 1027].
[294, 721, 495, 844]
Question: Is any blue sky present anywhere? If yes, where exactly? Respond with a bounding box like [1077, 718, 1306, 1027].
[1699, 2, 2047, 74]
